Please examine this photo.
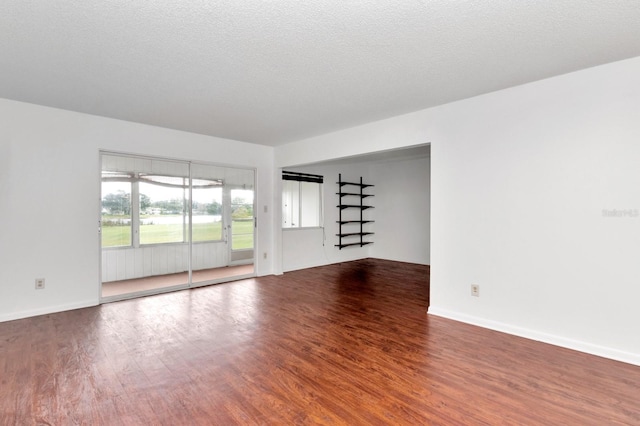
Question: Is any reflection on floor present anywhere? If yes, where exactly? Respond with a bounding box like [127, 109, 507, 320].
[101, 264, 255, 298]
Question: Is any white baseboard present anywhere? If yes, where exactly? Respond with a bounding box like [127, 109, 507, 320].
[428, 306, 640, 367]
[0, 299, 99, 323]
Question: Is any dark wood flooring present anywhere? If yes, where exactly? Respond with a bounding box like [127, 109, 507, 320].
[1, 259, 639, 424]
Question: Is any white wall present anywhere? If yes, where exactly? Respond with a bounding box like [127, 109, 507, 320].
[370, 156, 430, 265]
[275, 122, 430, 169]
[275, 56, 640, 365]
[428, 57, 640, 366]
[101, 242, 228, 282]
[0, 99, 274, 322]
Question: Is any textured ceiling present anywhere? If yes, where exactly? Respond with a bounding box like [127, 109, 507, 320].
[2, 1, 640, 146]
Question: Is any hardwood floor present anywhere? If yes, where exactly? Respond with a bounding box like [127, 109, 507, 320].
[1, 259, 639, 425]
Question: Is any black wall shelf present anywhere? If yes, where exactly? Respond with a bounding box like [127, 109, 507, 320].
[338, 205, 374, 210]
[335, 174, 374, 249]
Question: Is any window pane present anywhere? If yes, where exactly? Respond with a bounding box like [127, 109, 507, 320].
[300, 182, 321, 227]
[282, 179, 321, 228]
[101, 180, 132, 247]
[282, 180, 299, 228]
[140, 178, 187, 244]
[192, 186, 223, 242]
[231, 189, 254, 250]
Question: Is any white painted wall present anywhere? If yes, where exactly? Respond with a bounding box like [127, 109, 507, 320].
[101, 242, 228, 282]
[370, 156, 430, 265]
[275, 122, 430, 169]
[428, 57, 640, 366]
[0, 99, 274, 322]
[275, 56, 640, 365]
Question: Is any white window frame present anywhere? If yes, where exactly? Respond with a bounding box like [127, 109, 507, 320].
[101, 170, 225, 249]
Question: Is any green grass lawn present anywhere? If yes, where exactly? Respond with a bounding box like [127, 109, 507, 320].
[102, 226, 132, 247]
[231, 220, 253, 249]
[102, 220, 253, 249]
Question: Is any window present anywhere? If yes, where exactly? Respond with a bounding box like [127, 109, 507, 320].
[139, 175, 189, 245]
[101, 172, 132, 247]
[101, 166, 224, 248]
[192, 181, 223, 242]
[282, 171, 323, 228]
[231, 189, 254, 249]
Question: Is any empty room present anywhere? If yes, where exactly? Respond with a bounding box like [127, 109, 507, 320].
[1, 1, 640, 424]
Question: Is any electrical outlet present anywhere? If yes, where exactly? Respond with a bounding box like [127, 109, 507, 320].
[471, 284, 479, 297]
[263, 252, 267, 259]
[35, 278, 45, 290]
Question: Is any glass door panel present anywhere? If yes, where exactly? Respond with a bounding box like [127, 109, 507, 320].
[190, 164, 255, 286]
[190, 163, 229, 287]
[139, 175, 190, 245]
[230, 189, 255, 251]
[101, 154, 190, 300]
[101, 173, 132, 248]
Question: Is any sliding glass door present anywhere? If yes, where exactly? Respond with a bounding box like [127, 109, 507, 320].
[100, 152, 255, 300]
[189, 162, 250, 288]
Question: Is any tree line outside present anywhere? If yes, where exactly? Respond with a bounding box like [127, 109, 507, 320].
[101, 190, 224, 217]
[101, 190, 253, 248]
